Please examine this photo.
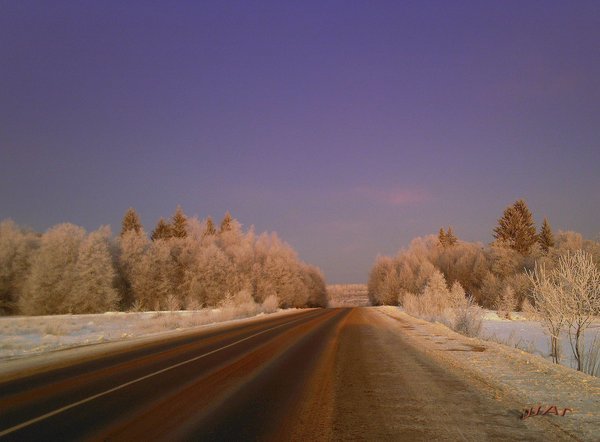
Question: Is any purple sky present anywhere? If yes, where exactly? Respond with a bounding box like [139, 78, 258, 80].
[1, 1, 599, 283]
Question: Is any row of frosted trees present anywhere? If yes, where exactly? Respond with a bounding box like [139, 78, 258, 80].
[0, 208, 328, 315]
[368, 200, 600, 310]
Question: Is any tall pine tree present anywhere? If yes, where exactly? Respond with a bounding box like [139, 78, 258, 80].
[203, 216, 216, 237]
[151, 218, 172, 241]
[445, 227, 458, 246]
[219, 212, 233, 234]
[438, 227, 457, 248]
[493, 199, 537, 255]
[538, 218, 555, 254]
[171, 206, 188, 238]
[438, 228, 447, 247]
[120, 208, 143, 236]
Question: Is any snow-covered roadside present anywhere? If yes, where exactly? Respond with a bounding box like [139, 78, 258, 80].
[376, 306, 600, 441]
[0, 308, 301, 361]
[480, 310, 600, 372]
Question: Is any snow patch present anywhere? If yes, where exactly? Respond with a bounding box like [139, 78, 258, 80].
[0, 308, 294, 361]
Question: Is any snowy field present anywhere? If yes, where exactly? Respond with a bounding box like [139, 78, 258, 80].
[481, 310, 600, 372]
[0, 307, 293, 360]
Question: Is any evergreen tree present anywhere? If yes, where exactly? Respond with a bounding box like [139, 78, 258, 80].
[171, 206, 188, 238]
[438, 227, 457, 248]
[445, 227, 458, 247]
[538, 218, 555, 254]
[151, 218, 172, 241]
[120, 208, 143, 236]
[438, 228, 447, 247]
[493, 199, 537, 255]
[203, 217, 216, 237]
[219, 212, 233, 234]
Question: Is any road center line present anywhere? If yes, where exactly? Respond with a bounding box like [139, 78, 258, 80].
[0, 312, 316, 437]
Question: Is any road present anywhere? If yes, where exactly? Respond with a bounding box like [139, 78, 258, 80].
[0, 307, 565, 441]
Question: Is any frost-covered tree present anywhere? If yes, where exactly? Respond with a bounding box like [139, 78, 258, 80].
[419, 269, 450, 317]
[0, 220, 39, 314]
[303, 265, 328, 307]
[118, 228, 150, 309]
[20, 224, 86, 315]
[380, 266, 401, 305]
[448, 280, 466, 308]
[151, 218, 172, 241]
[496, 285, 517, 319]
[438, 228, 447, 248]
[528, 251, 600, 371]
[120, 207, 143, 236]
[203, 216, 216, 238]
[252, 233, 308, 308]
[557, 251, 599, 372]
[69, 226, 120, 313]
[184, 243, 233, 307]
[489, 242, 524, 278]
[368, 256, 395, 305]
[445, 227, 458, 247]
[422, 269, 449, 298]
[439, 227, 457, 248]
[171, 206, 188, 238]
[135, 239, 179, 310]
[493, 199, 537, 255]
[538, 218, 555, 254]
[219, 212, 233, 234]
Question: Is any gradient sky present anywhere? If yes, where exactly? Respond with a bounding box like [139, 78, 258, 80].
[1, 1, 599, 283]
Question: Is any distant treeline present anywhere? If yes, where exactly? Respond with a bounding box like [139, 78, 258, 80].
[368, 199, 600, 309]
[327, 284, 370, 307]
[0, 208, 328, 315]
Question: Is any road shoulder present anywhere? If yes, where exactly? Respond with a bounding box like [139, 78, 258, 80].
[375, 306, 600, 441]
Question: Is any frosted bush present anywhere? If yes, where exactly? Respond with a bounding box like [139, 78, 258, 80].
[453, 297, 483, 337]
[262, 294, 279, 313]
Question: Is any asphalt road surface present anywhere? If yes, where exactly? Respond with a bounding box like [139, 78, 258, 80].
[0, 307, 565, 441]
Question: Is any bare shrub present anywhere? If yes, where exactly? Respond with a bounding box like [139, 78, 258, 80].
[164, 294, 181, 312]
[160, 314, 182, 330]
[262, 294, 279, 313]
[558, 251, 600, 371]
[528, 263, 566, 364]
[217, 290, 261, 320]
[453, 296, 483, 337]
[43, 321, 65, 336]
[183, 296, 202, 311]
[521, 298, 537, 319]
[528, 250, 600, 369]
[128, 299, 145, 312]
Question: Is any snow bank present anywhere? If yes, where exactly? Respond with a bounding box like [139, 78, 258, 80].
[0, 308, 297, 360]
[480, 309, 600, 372]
